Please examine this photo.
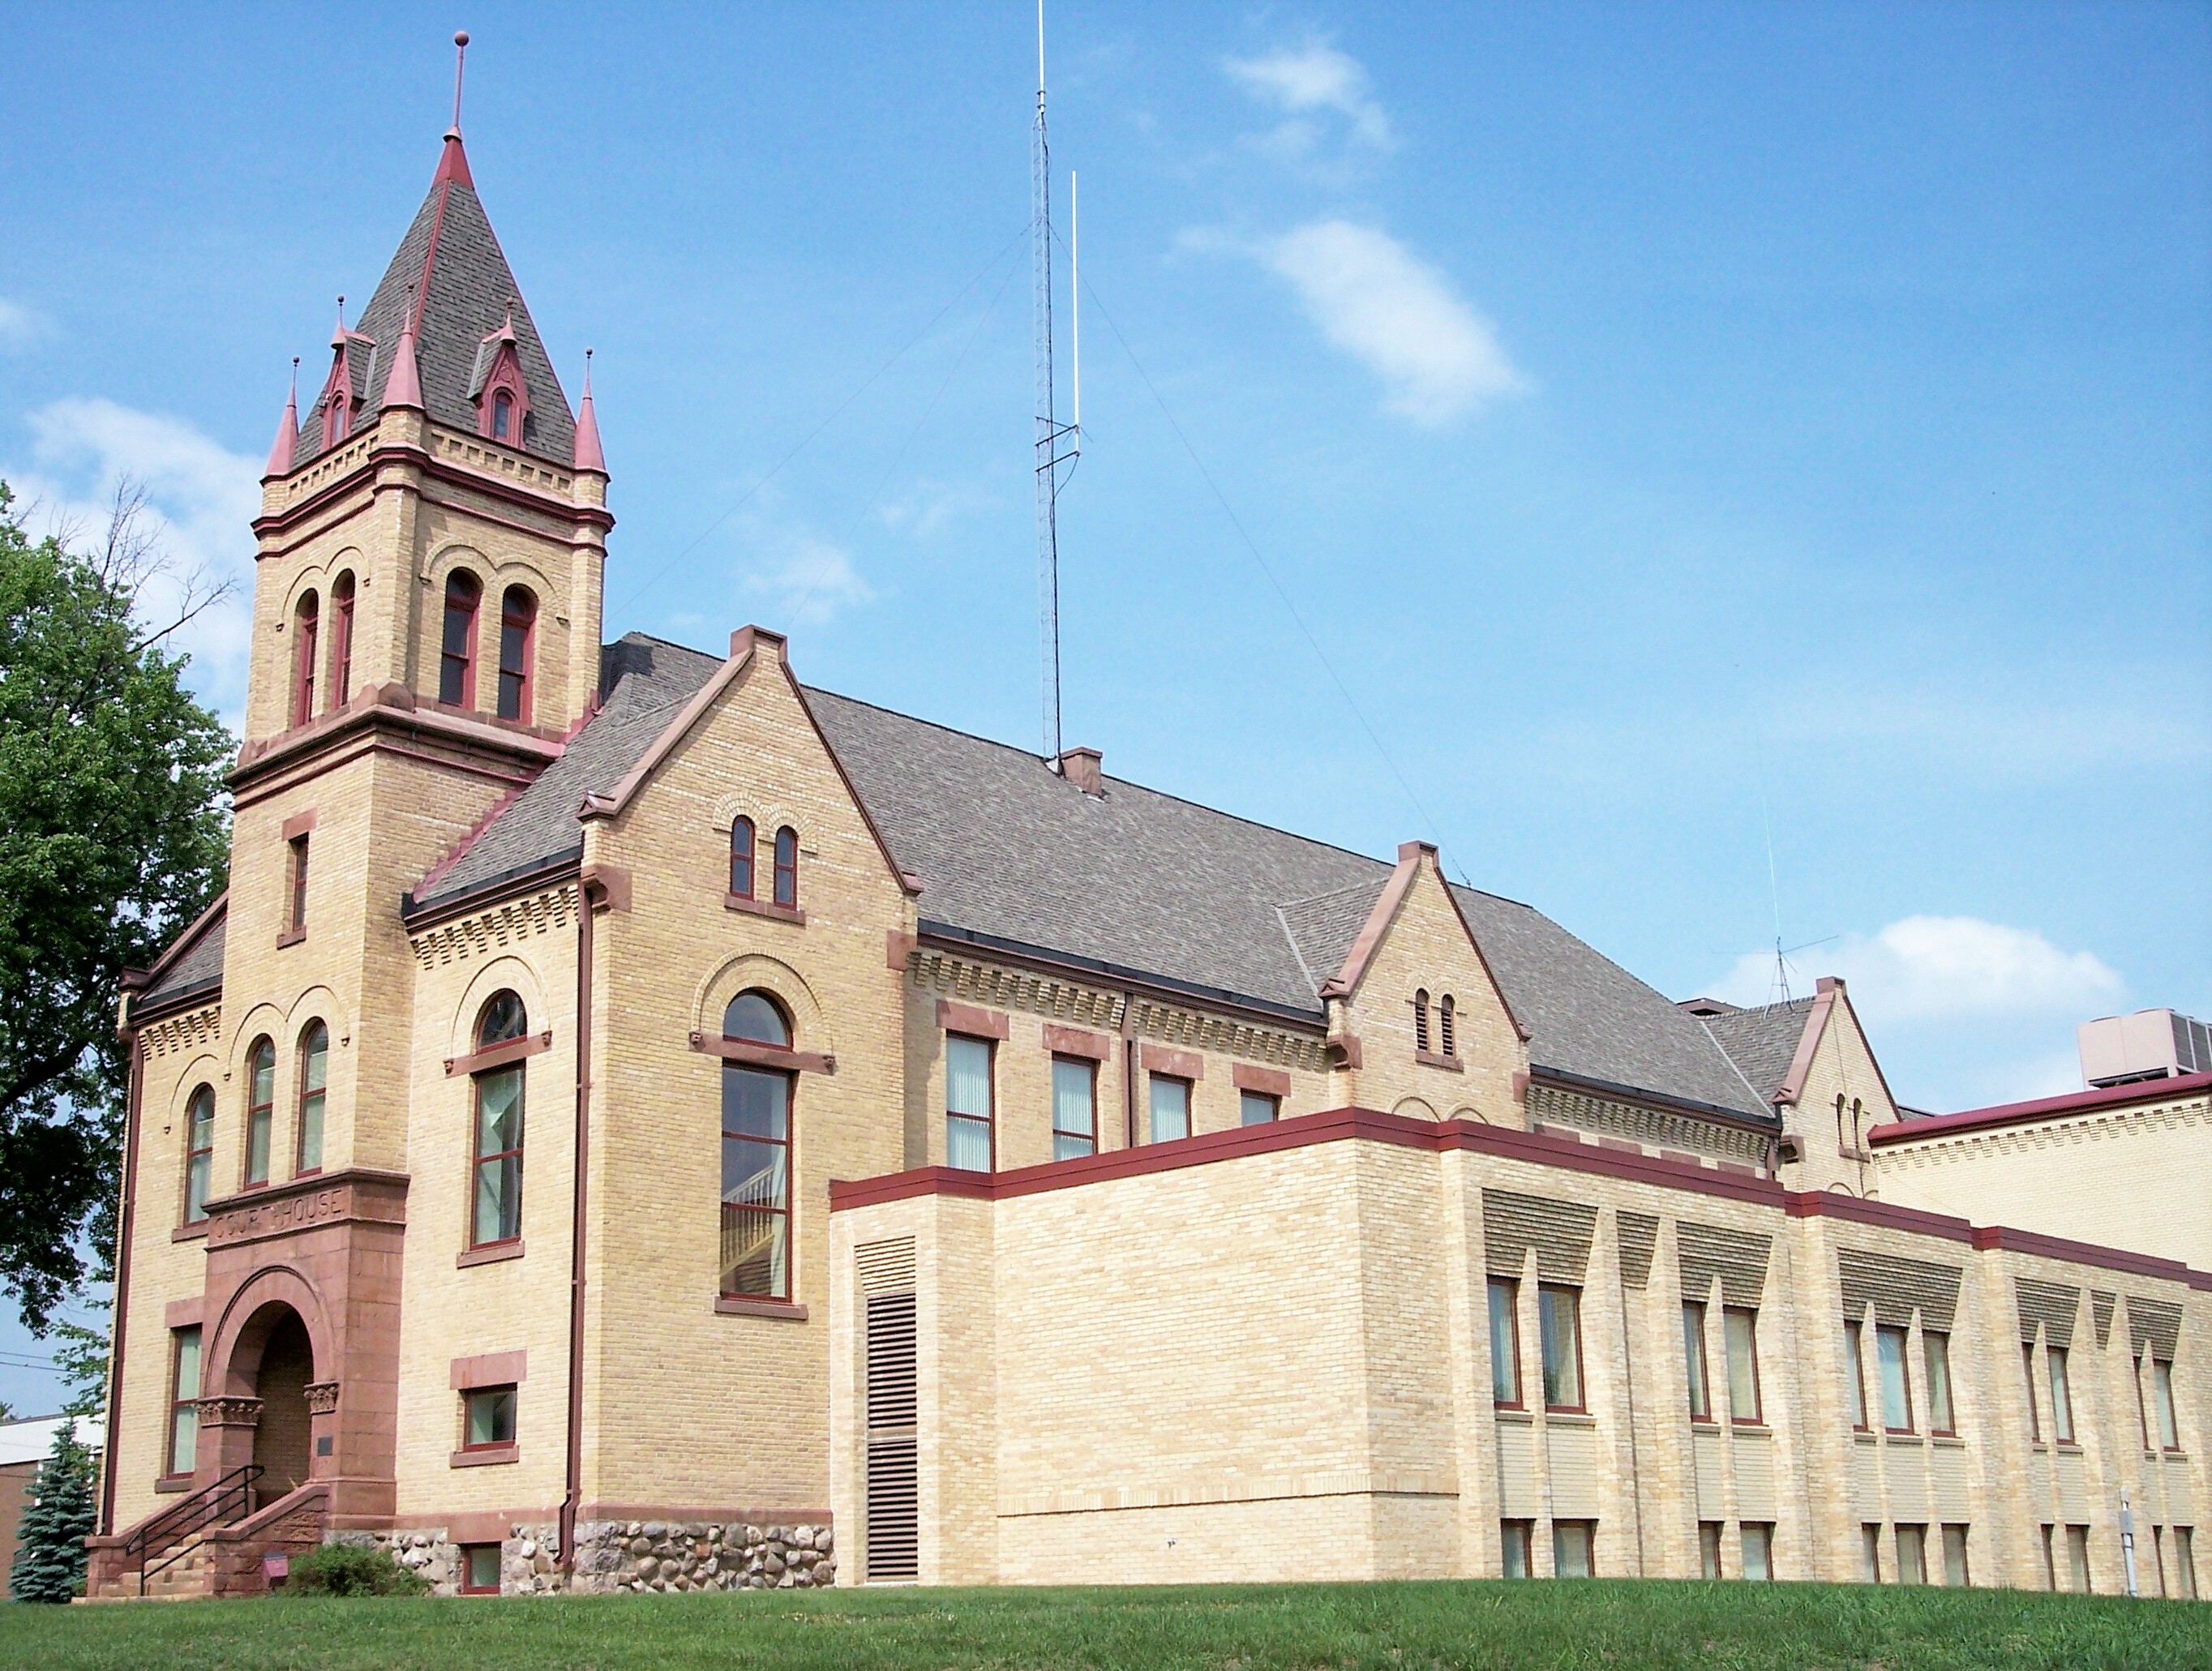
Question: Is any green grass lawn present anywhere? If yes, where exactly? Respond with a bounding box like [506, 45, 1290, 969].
[4, 1579, 2206, 1670]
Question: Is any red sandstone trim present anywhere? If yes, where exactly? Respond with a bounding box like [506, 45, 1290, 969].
[451, 1349, 528, 1390]
[1417, 1049, 1464, 1073]
[164, 1296, 204, 1330]
[1772, 984, 1838, 1108]
[826, 1105, 2212, 1290]
[445, 1030, 551, 1078]
[886, 929, 918, 970]
[714, 1296, 809, 1322]
[1867, 1071, 2212, 1146]
[1318, 848, 1419, 1000]
[101, 1035, 145, 1536]
[1232, 1063, 1292, 1098]
[451, 1445, 519, 1468]
[776, 641, 923, 901]
[1138, 1043, 1203, 1082]
[688, 1032, 834, 1074]
[935, 999, 1010, 1041]
[457, 1240, 524, 1269]
[1044, 1024, 1114, 1061]
[280, 808, 319, 840]
[726, 893, 805, 925]
[132, 891, 229, 1000]
[580, 1502, 833, 1525]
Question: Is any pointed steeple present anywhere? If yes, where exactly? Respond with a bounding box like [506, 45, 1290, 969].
[573, 349, 606, 473]
[383, 288, 425, 412]
[265, 357, 300, 477]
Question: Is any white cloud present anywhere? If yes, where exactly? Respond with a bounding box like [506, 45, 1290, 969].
[4, 398, 259, 729]
[742, 535, 876, 628]
[1712, 915, 2124, 1026]
[0, 298, 53, 349]
[1225, 41, 1393, 153]
[877, 478, 995, 540]
[1255, 220, 1526, 425]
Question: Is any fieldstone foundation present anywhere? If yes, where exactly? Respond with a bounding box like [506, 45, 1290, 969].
[332, 1519, 834, 1596]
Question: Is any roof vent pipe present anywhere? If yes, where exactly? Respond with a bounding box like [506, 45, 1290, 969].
[1057, 747, 1102, 795]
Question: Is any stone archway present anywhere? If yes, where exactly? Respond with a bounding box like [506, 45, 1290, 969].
[250, 1308, 316, 1493]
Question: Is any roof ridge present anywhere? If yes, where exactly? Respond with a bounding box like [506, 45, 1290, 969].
[800, 682, 1398, 875]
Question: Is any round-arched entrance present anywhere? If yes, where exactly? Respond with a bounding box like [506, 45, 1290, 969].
[234, 1302, 316, 1493]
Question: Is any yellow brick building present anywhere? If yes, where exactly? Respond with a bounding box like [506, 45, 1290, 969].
[91, 120, 2207, 1601]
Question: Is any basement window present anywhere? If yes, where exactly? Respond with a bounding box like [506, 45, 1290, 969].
[460, 1543, 501, 1595]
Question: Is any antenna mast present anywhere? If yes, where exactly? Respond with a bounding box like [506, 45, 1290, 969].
[1034, 0, 1080, 763]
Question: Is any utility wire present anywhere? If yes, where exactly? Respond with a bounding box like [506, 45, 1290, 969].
[615, 216, 1034, 615]
[1069, 255, 1475, 889]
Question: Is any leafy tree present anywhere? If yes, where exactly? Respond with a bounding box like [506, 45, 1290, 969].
[0, 482, 231, 1330]
[7, 1422, 96, 1602]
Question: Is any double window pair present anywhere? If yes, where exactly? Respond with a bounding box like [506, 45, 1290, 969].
[439, 572, 538, 722]
[182, 1022, 330, 1219]
[729, 818, 799, 909]
[1843, 1317, 1954, 1436]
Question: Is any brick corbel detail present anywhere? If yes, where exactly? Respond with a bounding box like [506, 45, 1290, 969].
[198, 1396, 263, 1429]
[885, 929, 918, 970]
[1327, 1034, 1363, 1069]
[581, 862, 631, 913]
[1138, 1043, 1202, 1081]
[1044, 1024, 1113, 1061]
[1232, 1063, 1292, 1098]
[936, 999, 1010, 1041]
[304, 1381, 340, 1416]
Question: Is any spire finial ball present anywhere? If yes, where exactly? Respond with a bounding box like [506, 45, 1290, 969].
[455, 30, 469, 47]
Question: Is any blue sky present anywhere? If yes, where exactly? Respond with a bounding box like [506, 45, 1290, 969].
[0, 5, 2206, 1400]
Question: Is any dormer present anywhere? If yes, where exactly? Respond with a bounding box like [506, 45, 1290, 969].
[315, 313, 379, 452]
[469, 307, 532, 448]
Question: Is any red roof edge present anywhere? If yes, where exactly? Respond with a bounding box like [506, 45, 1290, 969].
[434, 129, 474, 189]
[1867, 1071, 2212, 1147]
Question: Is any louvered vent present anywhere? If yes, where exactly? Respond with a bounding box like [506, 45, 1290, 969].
[864, 1290, 919, 1582]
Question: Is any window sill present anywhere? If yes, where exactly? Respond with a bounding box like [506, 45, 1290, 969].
[172, 1222, 210, 1243]
[1852, 1431, 1878, 1446]
[1494, 1407, 1534, 1426]
[1882, 1432, 1923, 1446]
[154, 1472, 194, 1494]
[1690, 1419, 1722, 1432]
[2054, 1442, 2083, 1454]
[1931, 1435, 1967, 1450]
[714, 1296, 808, 1322]
[1543, 1409, 1597, 1427]
[726, 893, 805, 925]
[1732, 1420, 1770, 1433]
[457, 1240, 525, 1269]
[1415, 1050, 1464, 1073]
[275, 928, 306, 949]
[450, 1446, 518, 1468]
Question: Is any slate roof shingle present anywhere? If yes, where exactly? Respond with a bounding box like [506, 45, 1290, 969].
[405, 632, 1778, 1121]
[1700, 999, 1818, 1103]
[139, 906, 225, 1010]
[292, 142, 573, 470]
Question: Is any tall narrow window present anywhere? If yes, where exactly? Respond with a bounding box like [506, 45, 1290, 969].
[1239, 1089, 1279, 1125]
[2177, 1527, 2197, 1600]
[773, 826, 799, 908]
[720, 992, 793, 1300]
[1725, 1308, 1762, 1424]
[167, 1326, 202, 1477]
[1844, 1320, 1869, 1430]
[1942, 1524, 1970, 1587]
[1923, 1332, 1955, 1435]
[1742, 1523, 1773, 1581]
[496, 586, 536, 722]
[469, 991, 527, 1249]
[329, 571, 355, 706]
[1699, 1522, 1723, 1580]
[2152, 1359, 2181, 1451]
[1863, 1524, 1884, 1583]
[287, 833, 310, 936]
[1896, 1523, 1927, 1584]
[945, 1035, 993, 1172]
[2048, 1346, 2075, 1443]
[1148, 1074, 1190, 1143]
[439, 571, 480, 707]
[243, 1037, 275, 1187]
[1683, 1302, 1712, 1420]
[295, 1020, 328, 1176]
[491, 389, 514, 442]
[2066, 1523, 2091, 1592]
[1835, 1094, 1848, 1153]
[2023, 1343, 2042, 1441]
[1439, 994, 1456, 1057]
[1876, 1324, 1912, 1433]
[729, 816, 756, 899]
[2038, 1524, 2056, 1588]
[1552, 1520, 1595, 1578]
[1051, 1056, 1096, 1161]
[1539, 1283, 1584, 1412]
[1413, 989, 1430, 1054]
[1489, 1278, 1522, 1407]
[1500, 1521, 1533, 1579]
[292, 591, 319, 726]
[181, 1085, 215, 1224]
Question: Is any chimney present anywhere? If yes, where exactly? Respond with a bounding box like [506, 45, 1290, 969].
[1057, 747, 1103, 796]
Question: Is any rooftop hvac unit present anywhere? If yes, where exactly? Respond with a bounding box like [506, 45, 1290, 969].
[2077, 1009, 2212, 1089]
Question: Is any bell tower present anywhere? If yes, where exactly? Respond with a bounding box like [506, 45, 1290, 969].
[223, 85, 611, 1186]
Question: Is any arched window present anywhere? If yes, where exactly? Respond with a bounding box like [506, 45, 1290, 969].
[491, 390, 514, 442]
[773, 826, 799, 909]
[292, 591, 319, 727]
[1413, 989, 1430, 1056]
[243, 1037, 276, 1188]
[721, 990, 792, 1300]
[497, 586, 536, 722]
[1440, 995, 1456, 1058]
[324, 388, 349, 449]
[296, 1021, 328, 1176]
[330, 571, 356, 707]
[729, 816, 757, 899]
[440, 571, 481, 707]
[469, 991, 528, 1248]
[181, 1086, 215, 1224]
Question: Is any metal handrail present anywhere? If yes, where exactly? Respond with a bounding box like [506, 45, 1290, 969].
[125, 1463, 264, 1594]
